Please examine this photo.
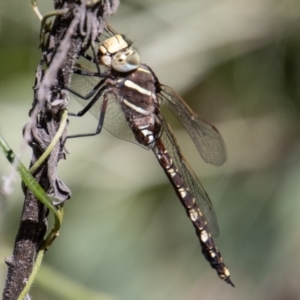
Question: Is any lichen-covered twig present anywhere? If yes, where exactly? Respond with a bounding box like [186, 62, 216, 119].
[2, 1, 119, 299]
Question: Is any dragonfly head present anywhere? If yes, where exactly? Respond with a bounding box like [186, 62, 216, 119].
[98, 34, 141, 72]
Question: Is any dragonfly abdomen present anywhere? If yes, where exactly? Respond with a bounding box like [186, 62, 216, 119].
[152, 138, 234, 286]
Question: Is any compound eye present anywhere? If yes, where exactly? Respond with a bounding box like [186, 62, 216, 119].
[112, 48, 141, 72]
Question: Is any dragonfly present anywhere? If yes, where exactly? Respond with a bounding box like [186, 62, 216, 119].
[67, 25, 233, 287]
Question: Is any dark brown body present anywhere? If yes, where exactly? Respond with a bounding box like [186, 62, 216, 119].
[110, 63, 233, 286]
[70, 29, 232, 286]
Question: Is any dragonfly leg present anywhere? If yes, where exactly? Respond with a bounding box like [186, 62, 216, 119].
[73, 68, 102, 77]
[67, 89, 110, 139]
[68, 84, 107, 118]
[65, 77, 106, 101]
[81, 52, 95, 63]
[79, 45, 101, 75]
[72, 48, 106, 78]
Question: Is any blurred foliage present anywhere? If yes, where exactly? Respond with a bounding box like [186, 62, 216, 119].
[1, 0, 300, 300]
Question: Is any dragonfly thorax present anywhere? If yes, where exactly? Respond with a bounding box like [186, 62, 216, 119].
[98, 34, 140, 72]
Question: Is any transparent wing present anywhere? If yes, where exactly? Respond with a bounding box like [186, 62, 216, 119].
[159, 85, 226, 166]
[104, 94, 146, 147]
[160, 118, 220, 237]
[70, 73, 143, 146]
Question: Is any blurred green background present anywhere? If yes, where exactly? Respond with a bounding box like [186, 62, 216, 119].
[1, 1, 300, 299]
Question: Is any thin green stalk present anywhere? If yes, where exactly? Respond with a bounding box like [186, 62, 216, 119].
[31, 0, 69, 47]
[17, 248, 45, 300]
[30, 109, 68, 174]
[17, 202, 64, 300]
[0, 135, 61, 224]
[1, 110, 68, 300]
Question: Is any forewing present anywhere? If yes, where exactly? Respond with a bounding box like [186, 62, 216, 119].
[159, 85, 226, 166]
[160, 118, 220, 237]
[104, 94, 146, 147]
[70, 73, 141, 146]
